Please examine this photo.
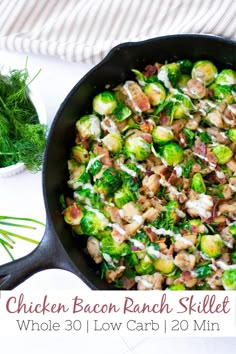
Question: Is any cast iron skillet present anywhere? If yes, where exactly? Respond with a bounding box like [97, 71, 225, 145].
[0, 34, 235, 290]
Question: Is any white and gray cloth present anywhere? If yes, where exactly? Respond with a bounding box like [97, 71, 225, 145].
[0, 0, 235, 64]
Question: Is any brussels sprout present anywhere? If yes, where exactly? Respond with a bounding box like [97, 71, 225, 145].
[152, 126, 174, 144]
[131, 69, 147, 86]
[194, 264, 212, 278]
[211, 84, 235, 104]
[126, 253, 139, 266]
[87, 156, 103, 176]
[71, 145, 89, 163]
[114, 185, 135, 209]
[74, 188, 102, 210]
[67, 162, 90, 189]
[169, 93, 195, 119]
[157, 62, 180, 88]
[168, 283, 186, 290]
[94, 168, 122, 196]
[178, 59, 193, 75]
[191, 173, 206, 193]
[113, 102, 132, 121]
[177, 74, 191, 90]
[160, 142, 184, 166]
[192, 60, 218, 86]
[200, 234, 224, 259]
[212, 144, 233, 165]
[100, 236, 130, 258]
[80, 209, 109, 237]
[229, 224, 236, 240]
[102, 133, 123, 153]
[154, 256, 175, 274]
[143, 82, 166, 106]
[215, 69, 236, 86]
[63, 204, 84, 226]
[135, 259, 155, 275]
[125, 135, 151, 161]
[222, 269, 236, 290]
[228, 128, 236, 144]
[93, 91, 117, 115]
[183, 127, 195, 147]
[76, 114, 101, 140]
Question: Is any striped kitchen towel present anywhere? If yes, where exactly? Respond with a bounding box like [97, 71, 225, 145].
[0, 0, 235, 64]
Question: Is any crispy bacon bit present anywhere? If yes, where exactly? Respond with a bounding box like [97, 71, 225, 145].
[143, 64, 157, 77]
[170, 119, 186, 135]
[140, 120, 154, 133]
[168, 170, 178, 186]
[206, 149, 218, 166]
[120, 276, 136, 290]
[142, 133, 153, 143]
[93, 142, 112, 167]
[121, 81, 150, 112]
[159, 113, 171, 126]
[193, 139, 207, 156]
[144, 226, 157, 242]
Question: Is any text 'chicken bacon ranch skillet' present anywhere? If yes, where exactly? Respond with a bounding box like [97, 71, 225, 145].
[62, 59, 236, 291]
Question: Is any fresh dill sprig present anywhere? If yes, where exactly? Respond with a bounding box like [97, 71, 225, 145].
[0, 64, 46, 172]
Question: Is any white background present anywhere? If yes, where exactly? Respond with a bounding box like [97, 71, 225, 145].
[0, 49, 235, 353]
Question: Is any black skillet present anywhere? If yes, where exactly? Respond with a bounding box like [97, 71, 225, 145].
[0, 34, 235, 290]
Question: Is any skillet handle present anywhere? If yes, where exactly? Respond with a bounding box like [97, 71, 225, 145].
[0, 222, 76, 290]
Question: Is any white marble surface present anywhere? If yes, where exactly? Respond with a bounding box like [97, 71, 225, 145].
[0, 49, 235, 354]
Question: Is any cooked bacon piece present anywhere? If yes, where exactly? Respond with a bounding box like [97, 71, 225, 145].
[185, 78, 207, 99]
[120, 276, 136, 290]
[106, 267, 125, 284]
[170, 119, 186, 136]
[168, 170, 178, 185]
[143, 64, 157, 76]
[159, 113, 171, 126]
[93, 142, 112, 167]
[144, 226, 157, 242]
[140, 120, 154, 133]
[105, 206, 122, 224]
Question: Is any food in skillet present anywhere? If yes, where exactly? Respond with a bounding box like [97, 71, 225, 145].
[62, 59, 236, 290]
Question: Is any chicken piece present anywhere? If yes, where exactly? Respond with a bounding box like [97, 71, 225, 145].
[87, 237, 102, 264]
[124, 221, 143, 236]
[142, 174, 160, 196]
[135, 273, 164, 290]
[178, 271, 198, 288]
[227, 159, 236, 173]
[185, 191, 213, 220]
[218, 201, 236, 215]
[206, 110, 223, 128]
[185, 78, 207, 99]
[174, 251, 196, 272]
[174, 235, 197, 252]
[220, 226, 235, 249]
[229, 176, 236, 191]
[222, 184, 233, 200]
[206, 269, 223, 289]
[120, 81, 150, 113]
[105, 266, 125, 284]
[121, 202, 142, 223]
[104, 206, 122, 224]
[185, 113, 201, 130]
[206, 127, 230, 144]
[143, 207, 160, 222]
[111, 226, 127, 244]
[151, 165, 168, 177]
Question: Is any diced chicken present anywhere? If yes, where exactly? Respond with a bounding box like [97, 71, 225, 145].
[174, 235, 197, 252]
[151, 165, 169, 177]
[111, 226, 127, 244]
[104, 206, 122, 224]
[227, 159, 236, 173]
[87, 237, 102, 264]
[185, 78, 207, 99]
[220, 226, 235, 249]
[142, 174, 160, 196]
[222, 184, 233, 200]
[207, 110, 223, 128]
[135, 273, 164, 290]
[143, 207, 160, 222]
[206, 269, 223, 289]
[105, 266, 125, 284]
[120, 81, 150, 113]
[121, 202, 142, 223]
[206, 127, 230, 144]
[185, 191, 213, 220]
[185, 113, 201, 130]
[179, 271, 198, 288]
[218, 201, 236, 215]
[124, 221, 143, 236]
[174, 251, 196, 271]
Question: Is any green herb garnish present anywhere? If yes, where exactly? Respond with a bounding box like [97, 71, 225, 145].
[0, 64, 46, 172]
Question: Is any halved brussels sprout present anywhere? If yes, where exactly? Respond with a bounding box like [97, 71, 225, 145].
[222, 269, 236, 290]
[125, 135, 151, 161]
[154, 256, 176, 274]
[94, 168, 121, 196]
[211, 84, 235, 104]
[215, 69, 236, 86]
[229, 224, 236, 240]
[87, 156, 103, 176]
[160, 142, 184, 166]
[102, 133, 123, 153]
[157, 62, 180, 88]
[76, 114, 101, 140]
[177, 74, 191, 89]
[114, 186, 135, 209]
[152, 126, 174, 144]
[135, 259, 155, 275]
[80, 209, 109, 237]
[192, 60, 218, 86]
[200, 234, 224, 259]
[63, 204, 84, 226]
[165, 200, 179, 222]
[169, 93, 195, 119]
[178, 59, 193, 75]
[168, 283, 186, 290]
[231, 252, 236, 264]
[212, 144, 233, 165]
[113, 102, 132, 121]
[93, 91, 117, 115]
[100, 236, 130, 258]
[67, 162, 90, 189]
[228, 128, 236, 144]
[191, 172, 206, 193]
[71, 145, 89, 163]
[143, 82, 166, 106]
